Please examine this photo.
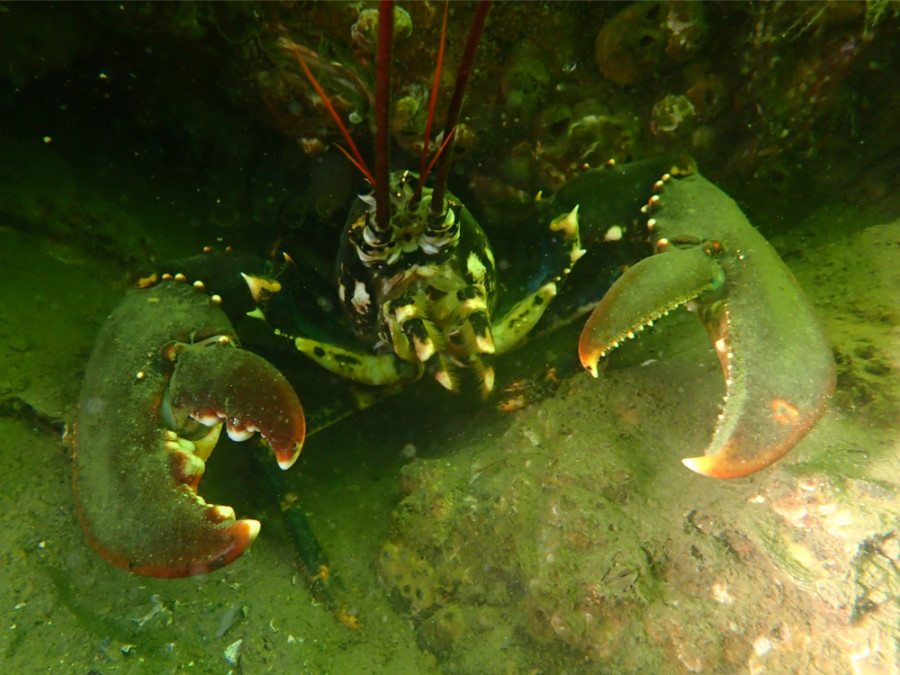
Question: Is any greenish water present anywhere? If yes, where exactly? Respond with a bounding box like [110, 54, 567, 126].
[2, 3, 900, 673]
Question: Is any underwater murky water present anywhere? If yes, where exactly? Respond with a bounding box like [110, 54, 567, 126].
[2, 3, 900, 673]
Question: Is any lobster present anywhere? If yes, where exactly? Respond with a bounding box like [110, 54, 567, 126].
[73, 0, 834, 579]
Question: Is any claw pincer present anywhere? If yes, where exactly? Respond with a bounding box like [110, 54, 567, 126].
[578, 165, 835, 478]
[74, 279, 305, 577]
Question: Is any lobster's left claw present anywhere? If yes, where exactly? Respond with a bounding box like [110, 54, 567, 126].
[75, 281, 305, 577]
[579, 168, 835, 478]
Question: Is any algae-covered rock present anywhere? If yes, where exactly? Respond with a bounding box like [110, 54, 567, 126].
[649, 94, 696, 141]
[378, 542, 442, 615]
[595, 2, 706, 87]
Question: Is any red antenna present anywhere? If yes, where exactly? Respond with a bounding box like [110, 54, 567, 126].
[287, 4, 394, 233]
[288, 1, 492, 229]
[372, 0, 393, 232]
[429, 0, 492, 217]
[410, 3, 449, 205]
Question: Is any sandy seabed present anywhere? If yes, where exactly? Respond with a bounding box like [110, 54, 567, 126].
[1, 143, 899, 674]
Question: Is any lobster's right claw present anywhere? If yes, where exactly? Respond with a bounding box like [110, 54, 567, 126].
[75, 281, 305, 577]
[578, 167, 834, 478]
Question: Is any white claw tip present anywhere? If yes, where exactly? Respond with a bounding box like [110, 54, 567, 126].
[277, 443, 302, 471]
[681, 455, 713, 476]
[243, 519, 261, 544]
[226, 425, 254, 443]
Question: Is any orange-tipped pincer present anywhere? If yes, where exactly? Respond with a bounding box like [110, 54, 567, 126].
[578, 327, 603, 379]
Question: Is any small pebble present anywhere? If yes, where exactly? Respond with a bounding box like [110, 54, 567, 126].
[223, 638, 243, 666]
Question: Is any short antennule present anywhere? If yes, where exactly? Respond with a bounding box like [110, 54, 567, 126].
[283, 40, 375, 187]
[429, 0, 492, 218]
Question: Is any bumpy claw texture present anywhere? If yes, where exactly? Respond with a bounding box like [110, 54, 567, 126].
[579, 168, 835, 478]
[75, 280, 305, 577]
